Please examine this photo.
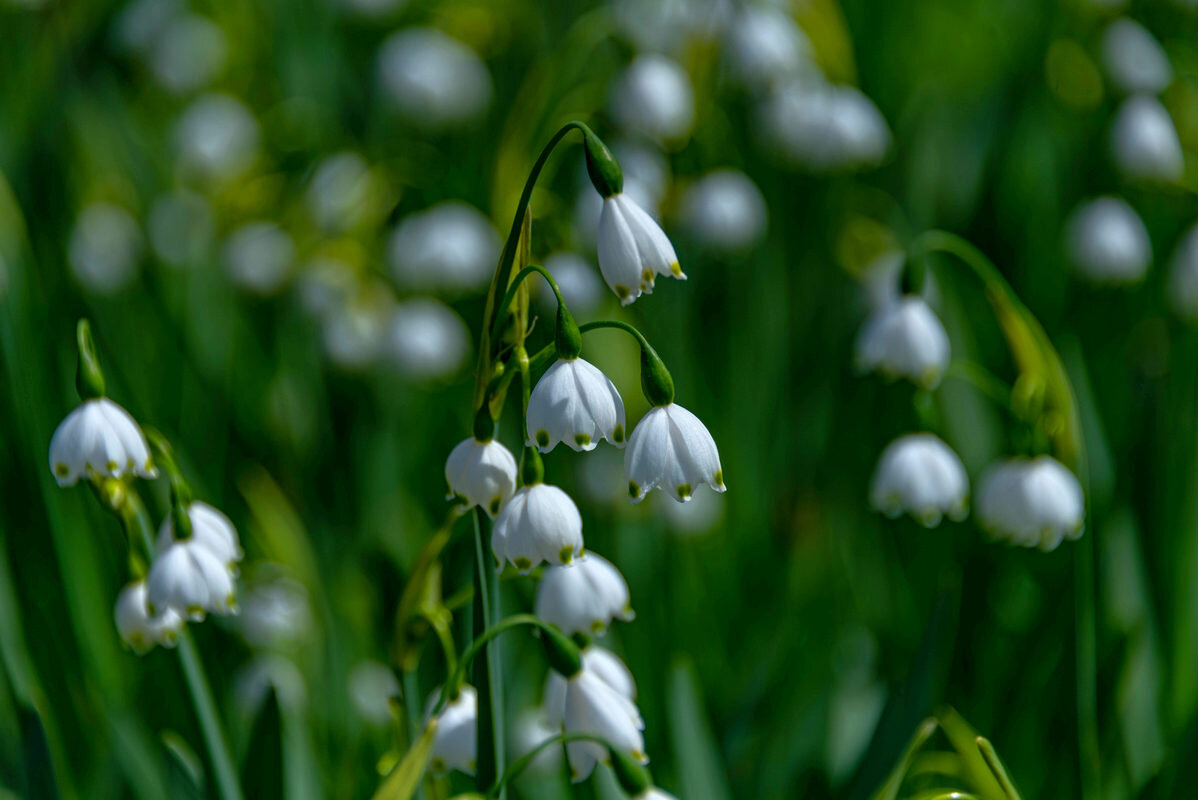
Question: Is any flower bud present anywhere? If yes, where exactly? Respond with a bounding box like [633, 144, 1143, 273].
[584, 128, 624, 198]
[541, 624, 583, 678]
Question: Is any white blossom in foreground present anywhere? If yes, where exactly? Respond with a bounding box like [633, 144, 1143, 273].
[574, 175, 661, 251]
[1111, 95, 1184, 182]
[68, 203, 143, 295]
[174, 93, 259, 182]
[680, 169, 768, 254]
[1169, 223, 1198, 320]
[147, 537, 237, 619]
[855, 296, 950, 389]
[547, 651, 646, 782]
[870, 434, 969, 527]
[610, 54, 695, 144]
[511, 708, 562, 774]
[49, 398, 157, 486]
[976, 456, 1085, 551]
[626, 403, 725, 503]
[598, 193, 684, 306]
[527, 358, 626, 452]
[156, 501, 243, 571]
[388, 202, 500, 293]
[114, 580, 184, 654]
[223, 222, 295, 295]
[1102, 18, 1172, 95]
[536, 551, 634, 636]
[377, 28, 492, 130]
[1066, 196, 1151, 285]
[386, 298, 471, 382]
[445, 437, 518, 518]
[425, 685, 477, 775]
[491, 483, 584, 572]
[725, 5, 814, 89]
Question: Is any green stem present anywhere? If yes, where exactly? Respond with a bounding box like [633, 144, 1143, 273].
[486, 733, 613, 798]
[977, 737, 1023, 800]
[579, 320, 674, 406]
[944, 360, 1014, 413]
[491, 265, 568, 343]
[472, 510, 506, 795]
[123, 493, 243, 800]
[439, 612, 552, 717]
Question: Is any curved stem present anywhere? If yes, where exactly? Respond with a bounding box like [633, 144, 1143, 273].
[944, 360, 1013, 413]
[580, 320, 674, 406]
[434, 613, 553, 717]
[578, 319, 655, 355]
[491, 265, 568, 343]
[487, 732, 613, 797]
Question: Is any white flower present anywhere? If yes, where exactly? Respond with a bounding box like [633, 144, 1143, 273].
[347, 660, 400, 726]
[146, 538, 237, 620]
[760, 80, 890, 171]
[855, 296, 950, 389]
[388, 202, 500, 293]
[425, 685, 477, 775]
[386, 298, 471, 382]
[377, 28, 492, 130]
[1111, 94, 1183, 182]
[626, 403, 725, 503]
[976, 456, 1085, 551]
[1066, 196, 1151, 285]
[174, 93, 259, 182]
[305, 152, 377, 234]
[156, 501, 243, 571]
[49, 398, 158, 487]
[322, 289, 393, 371]
[574, 175, 660, 251]
[491, 483, 584, 572]
[610, 54, 695, 143]
[726, 5, 814, 89]
[239, 572, 311, 650]
[870, 434, 969, 527]
[535, 551, 634, 636]
[634, 791, 680, 800]
[1169, 222, 1198, 320]
[1102, 18, 1172, 95]
[114, 580, 184, 654]
[598, 193, 684, 306]
[296, 257, 357, 319]
[527, 358, 626, 453]
[223, 222, 295, 295]
[680, 169, 768, 254]
[68, 203, 143, 295]
[148, 13, 226, 94]
[511, 708, 563, 774]
[445, 437, 518, 518]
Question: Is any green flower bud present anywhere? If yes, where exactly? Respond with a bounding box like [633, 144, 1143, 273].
[521, 445, 545, 487]
[640, 344, 675, 407]
[610, 749, 652, 796]
[584, 129, 623, 198]
[555, 302, 583, 360]
[540, 623, 583, 678]
[75, 319, 106, 400]
[473, 405, 497, 442]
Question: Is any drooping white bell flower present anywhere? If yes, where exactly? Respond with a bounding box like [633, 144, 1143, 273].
[491, 483, 584, 572]
[855, 296, 950, 389]
[174, 93, 260, 182]
[68, 203, 143, 295]
[1066, 196, 1151, 285]
[597, 193, 684, 306]
[49, 398, 158, 487]
[425, 685, 477, 775]
[610, 54, 695, 144]
[388, 202, 500, 293]
[146, 537, 237, 620]
[377, 28, 492, 130]
[626, 403, 725, 503]
[1111, 94, 1184, 182]
[156, 501, 243, 571]
[347, 660, 400, 727]
[114, 580, 184, 654]
[223, 222, 295, 295]
[575, 176, 661, 251]
[1169, 222, 1198, 320]
[535, 551, 634, 636]
[679, 169, 768, 254]
[725, 5, 815, 89]
[1102, 18, 1172, 95]
[546, 651, 646, 782]
[975, 456, 1085, 551]
[869, 434, 969, 527]
[527, 358, 626, 453]
[445, 437, 518, 518]
[386, 298, 471, 382]
[510, 708, 563, 774]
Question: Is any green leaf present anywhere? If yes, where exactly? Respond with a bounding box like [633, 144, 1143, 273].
[371, 719, 438, 800]
[240, 689, 283, 800]
[667, 657, 733, 800]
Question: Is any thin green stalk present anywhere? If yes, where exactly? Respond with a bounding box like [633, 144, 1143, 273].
[578, 319, 655, 355]
[977, 737, 1023, 800]
[491, 265, 567, 343]
[486, 733, 611, 798]
[944, 360, 1013, 414]
[472, 510, 505, 796]
[439, 612, 550, 717]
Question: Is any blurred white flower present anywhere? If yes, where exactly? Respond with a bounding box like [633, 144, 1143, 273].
[68, 203, 142, 294]
[296, 257, 358, 318]
[156, 500, 244, 571]
[388, 202, 500, 293]
[223, 222, 295, 295]
[725, 5, 814, 89]
[976, 456, 1085, 551]
[611, 54, 695, 144]
[492, 483, 584, 572]
[626, 403, 725, 503]
[339, 0, 406, 20]
[377, 28, 492, 129]
[680, 169, 767, 253]
[510, 708, 562, 774]
[659, 483, 725, 535]
[537, 252, 604, 316]
[870, 434, 969, 527]
[175, 93, 260, 181]
[235, 655, 307, 715]
[611, 0, 730, 54]
[536, 551, 634, 636]
[527, 358, 626, 453]
[634, 791, 680, 800]
[49, 398, 157, 486]
[761, 80, 891, 171]
[445, 437, 518, 518]
[148, 190, 213, 268]
[239, 573, 311, 650]
[1066, 196, 1151, 285]
[1102, 18, 1171, 95]
[322, 290, 393, 371]
[426, 685, 477, 775]
[114, 580, 183, 654]
[1111, 94, 1184, 182]
[859, 250, 907, 313]
[855, 296, 950, 389]
[148, 14, 226, 94]
[1169, 222, 1198, 319]
[147, 537, 237, 619]
[598, 193, 684, 305]
[547, 651, 646, 782]
[112, 0, 184, 55]
[348, 660, 400, 726]
[306, 152, 376, 233]
[386, 298, 471, 381]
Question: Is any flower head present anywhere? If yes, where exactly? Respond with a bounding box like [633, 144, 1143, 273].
[626, 403, 724, 503]
[444, 437, 518, 518]
[156, 501, 243, 571]
[527, 358, 626, 453]
[1102, 18, 1172, 95]
[49, 398, 158, 487]
[491, 483, 584, 573]
[536, 551, 634, 636]
[976, 456, 1084, 550]
[870, 434, 969, 527]
[1066, 196, 1151, 285]
[114, 580, 184, 654]
[598, 193, 684, 306]
[425, 685, 477, 775]
[1111, 94, 1183, 182]
[855, 296, 950, 389]
[146, 538, 237, 620]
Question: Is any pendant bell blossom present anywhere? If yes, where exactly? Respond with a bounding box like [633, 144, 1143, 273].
[425, 685, 477, 775]
[156, 501, 243, 571]
[870, 434, 969, 527]
[49, 398, 158, 487]
[445, 437, 518, 518]
[147, 538, 237, 620]
[536, 551, 634, 636]
[976, 456, 1085, 551]
[598, 193, 684, 306]
[855, 295, 950, 389]
[491, 483, 584, 573]
[634, 791, 680, 800]
[114, 581, 184, 654]
[527, 358, 626, 452]
[625, 403, 725, 503]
